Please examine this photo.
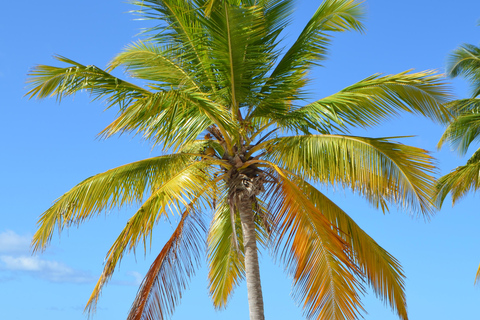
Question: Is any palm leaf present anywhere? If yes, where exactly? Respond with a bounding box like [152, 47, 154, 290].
[253, 0, 365, 112]
[26, 55, 149, 110]
[264, 165, 364, 320]
[269, 0, 364, 75]
[84, 162, 213, 312]
[203, 1, 273, 115]
[108, 41, 201, 90]
[99, 89, 236, 151]
[207, 185, 272, 308]
[447, 43, 480, 97]
[435, 147, 480, 206]
[126, 202, 207, 320]
[264, 134, 437, 215]
[437, 100, 480, 155]
[277, 71, 450, 132]
[32, 154, 197, 252]
[476, 263, 480, 285]
[131, 0, 217, 91]
[299, 180, 407, 320]
[207, 199, 246, 308]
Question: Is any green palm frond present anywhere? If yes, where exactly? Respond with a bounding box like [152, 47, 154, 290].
[205, 2, 267, 111]
[436, 42, 480, 206]
[253, 0, 364, 111]
[442, 98, 480, 115]
[126, 203, 206, 320]
[437, 111, 480, 155]
[26, 55, 149, 110]
[264, 166, 364, 320]
[276, 71, 450, 132]
[269, 0, 364, 76]
[447, 43, 480, 97]
[85, 162, 213, 312]
[32, 154, 197, 252]
[131, 0, 217, 90]
[99, 89, 236, 151]
[435, 147, 480, 206]
[207, 199, 246, 308]
[108, 41, 202, 90]
[300, 180, 407, 320]
[207, 187, 272, 308]
[264, 134, 437, 215]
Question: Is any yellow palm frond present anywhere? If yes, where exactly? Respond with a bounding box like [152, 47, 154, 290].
[300, 180, 407, 320]
[264, 134, 437, 215]
[99, 90, 236, 152]
[126, 202, 206, 320]
[298, 71, 450, 129]
[85, 163, 213, 312]
[207, 200, 245, 308]
[263, 164, 364, 320]
[435, 147, 480, 206]
[207, 186, 271, 308]
[26, 55, 149, 110]
[32, 154, 197, 252]
[108, 41, 201, 90]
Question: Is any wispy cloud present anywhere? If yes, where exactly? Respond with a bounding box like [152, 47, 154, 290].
[0, 255, 95, 283]
[0, 231, 144, 286]
[0, 230, 31, 253]
[0, 230, 95, 283]
[0, 255, 94, 283]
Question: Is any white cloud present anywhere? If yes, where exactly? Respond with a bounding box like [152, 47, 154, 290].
[0, 255, 95, 283]
[1, 255, 42, 271]
[0, 230, 31, 253]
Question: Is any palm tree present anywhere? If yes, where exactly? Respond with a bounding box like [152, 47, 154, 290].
[435, 42, 480, 283]
[27, 0, 450, 319]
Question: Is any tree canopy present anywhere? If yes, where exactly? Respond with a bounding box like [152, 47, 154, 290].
[27, 1, 451, 319]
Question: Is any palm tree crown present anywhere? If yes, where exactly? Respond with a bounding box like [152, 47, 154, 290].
[435, 41, 480, 283]
[27, 1, 450, 319]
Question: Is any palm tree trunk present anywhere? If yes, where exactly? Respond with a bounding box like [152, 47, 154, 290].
[238, 196, 265, 320]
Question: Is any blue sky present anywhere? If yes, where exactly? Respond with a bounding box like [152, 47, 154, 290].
[1, 0, 480, 319]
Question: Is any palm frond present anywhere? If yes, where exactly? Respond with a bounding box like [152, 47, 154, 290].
[84, 162, 212, 312]
[207, 199, 245, 308]
[270, 0, 364, 74]
[26, 55, 149, 110]
[126, 202, 206, 320]
[207, 184, 272, 308]
[99, 89, 236, 151]
[203, 1, 274, 114]
[447, 43, 480, 97]
[285, 71, 450, 132]
[108, 41, 201, 90]
[264, 165, 364, 320]
[131, 0, 218, 91]
[32, 154, 197, 252]
[300, 180, 407, 320]
[435, 147, 480, 206]
[254, 0, 364, 110]
[264, 134, 437, 215]
[437, 99, 480, 155]
[442, 98, 480, 115]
